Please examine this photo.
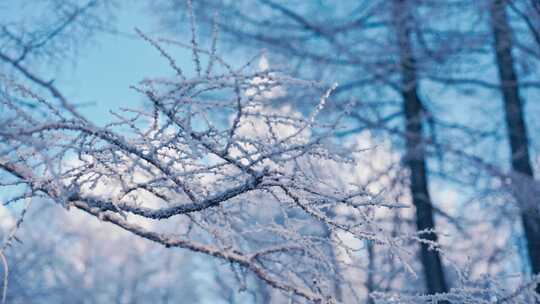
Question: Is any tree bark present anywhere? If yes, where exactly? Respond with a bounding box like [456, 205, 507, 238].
[392, 0, 449, 295]
[490, 0, 540, 294]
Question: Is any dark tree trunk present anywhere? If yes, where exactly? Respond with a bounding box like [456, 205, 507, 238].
[392, 0, 449, 295]
[490, 0, 540, 294]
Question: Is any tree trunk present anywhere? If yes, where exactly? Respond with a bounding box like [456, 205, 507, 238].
[490, 0, 540, 294]
[392, 0, 449, 295]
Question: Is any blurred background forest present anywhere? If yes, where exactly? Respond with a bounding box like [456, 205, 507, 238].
[1, 0, 539, 303]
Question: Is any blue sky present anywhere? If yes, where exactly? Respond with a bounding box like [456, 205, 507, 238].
[54, 2, 192, 126]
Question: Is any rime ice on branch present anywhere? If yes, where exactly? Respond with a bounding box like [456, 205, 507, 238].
[0, 24, 405, 303]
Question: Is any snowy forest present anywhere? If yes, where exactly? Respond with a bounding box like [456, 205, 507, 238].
[0, 0, 539, 303]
